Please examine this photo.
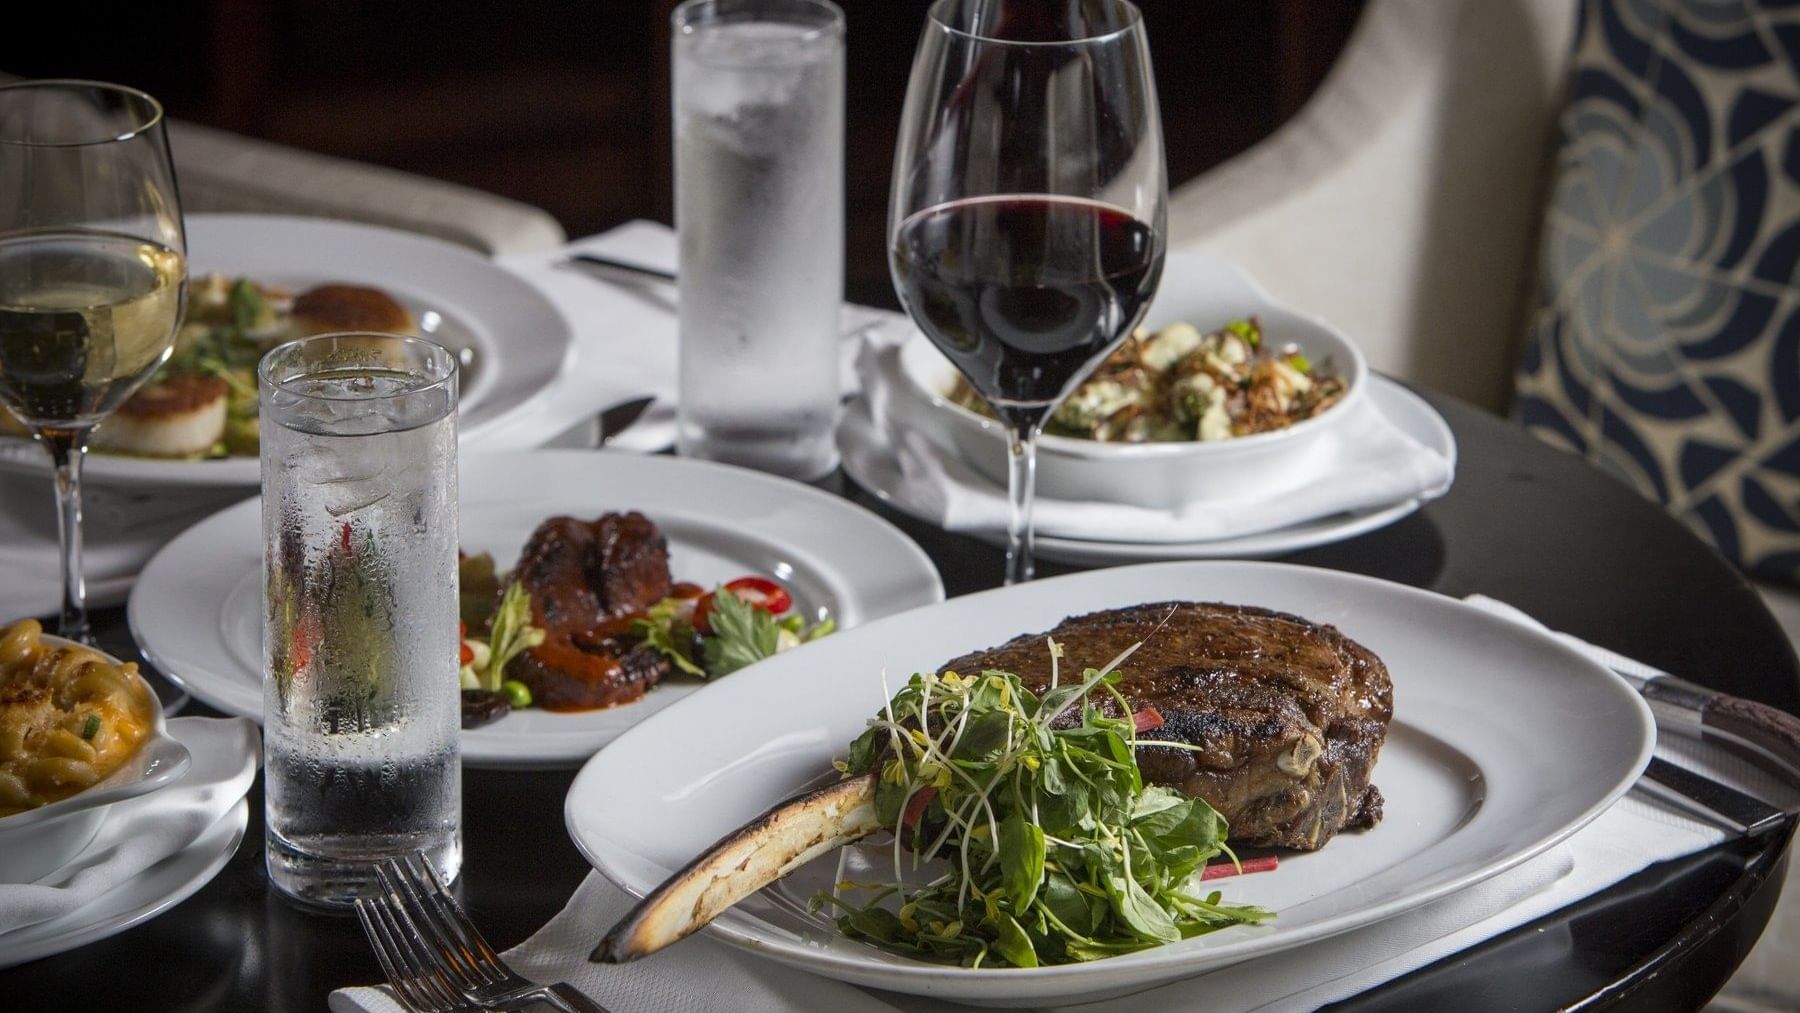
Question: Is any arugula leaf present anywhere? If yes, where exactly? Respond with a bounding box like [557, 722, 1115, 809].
[1000, 810, 1046, 911]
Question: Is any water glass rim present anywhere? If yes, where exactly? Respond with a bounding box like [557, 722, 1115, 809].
[924, 0, 1144, 47]
[259, 332, 459, 404]
[673, 0, 844, 40]
[0, 79, 166, 148]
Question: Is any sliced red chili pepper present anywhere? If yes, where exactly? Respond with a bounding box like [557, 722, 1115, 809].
[339, 521, 353, 554]
[1200, 855, 1278, 880]
[1132, 706, 1165, 733]
[460, 641, 474, 666]
[902, 785, 938, 829]
[692, 576, 793, 634]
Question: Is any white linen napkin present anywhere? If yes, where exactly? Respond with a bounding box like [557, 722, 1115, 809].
[0, 715, 259, 937]
[848, 340, 1455, 544]
[333, 604, 1796, 1013]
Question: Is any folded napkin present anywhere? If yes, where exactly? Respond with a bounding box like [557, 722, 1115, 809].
[0, 715, 259, 938]
[335, 606, 1796, 1013]
[852, 341, 1455, 544]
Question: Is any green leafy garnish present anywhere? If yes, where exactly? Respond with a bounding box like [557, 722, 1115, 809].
[458, 552, 500, 630]
[632, 598, 707, 677]
[815, 661, 1270, 968]
[1285, 352, 1311, 373]
[479, 582, 546, 692]
[702, 589, 782, 677]
[633, 585, 834, 679]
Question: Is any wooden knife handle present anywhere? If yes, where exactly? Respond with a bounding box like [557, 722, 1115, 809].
[1701, 692, 1800, 784]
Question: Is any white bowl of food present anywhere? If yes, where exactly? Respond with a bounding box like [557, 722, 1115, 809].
[884, 251, 1369, 510]
[0, 620, 191, 883]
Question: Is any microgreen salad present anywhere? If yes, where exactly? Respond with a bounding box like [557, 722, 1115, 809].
[814, 643, 1271, 968]
[634, 577, 835, 679]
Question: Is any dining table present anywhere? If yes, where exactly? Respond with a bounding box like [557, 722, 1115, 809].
[6, 386, 1796, 1012]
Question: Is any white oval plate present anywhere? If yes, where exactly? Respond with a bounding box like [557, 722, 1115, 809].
[0, 214, 574, 488]
[128, 452, 944, 769]
[841, 375, 1455, 562]
[565, 561, 1653, 1007]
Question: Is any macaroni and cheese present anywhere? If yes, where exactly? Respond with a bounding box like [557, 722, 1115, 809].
[0, 619, 156, 817]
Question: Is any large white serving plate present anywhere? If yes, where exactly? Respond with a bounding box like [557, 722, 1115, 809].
[566, 561, 1653, 1006]
[128, 452, 944, 768]
[0, 214, 574, 487]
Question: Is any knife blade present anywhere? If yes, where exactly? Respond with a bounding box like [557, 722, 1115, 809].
[1638, 757, 1789, 836]
[598, 396, 657, 445]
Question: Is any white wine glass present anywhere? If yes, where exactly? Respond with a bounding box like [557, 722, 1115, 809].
[0, 80, 187, 640]
[890, 0, 1166, 584]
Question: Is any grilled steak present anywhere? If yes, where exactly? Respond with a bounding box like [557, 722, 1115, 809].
[939, 601, 1390, 850]
[507, 512, 674, 711]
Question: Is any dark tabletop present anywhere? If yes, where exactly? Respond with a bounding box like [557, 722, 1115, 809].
[8, 391, 1797, 1012]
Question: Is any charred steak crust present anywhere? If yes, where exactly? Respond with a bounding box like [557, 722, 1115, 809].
[938, 601, 1392, 851]
[507, 512, 675, 711]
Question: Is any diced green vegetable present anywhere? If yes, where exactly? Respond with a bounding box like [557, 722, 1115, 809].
[80, 714, 100, 740]
[500, 679, 533, 709]
[1224, 318, 1261, 347]
[1286, 352, 1311, 373]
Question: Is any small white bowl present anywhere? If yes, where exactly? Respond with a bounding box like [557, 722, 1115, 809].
[0, 636, 191, 883]
[884, 250, 1369, 510]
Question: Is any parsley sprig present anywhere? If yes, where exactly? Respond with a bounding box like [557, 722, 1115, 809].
[814, 643, 1270, 967]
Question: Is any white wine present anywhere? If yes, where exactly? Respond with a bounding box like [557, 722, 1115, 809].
[0, 230, 185, 429]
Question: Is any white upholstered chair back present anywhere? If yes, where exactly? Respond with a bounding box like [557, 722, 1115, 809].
[1168, 0, 1578, 413]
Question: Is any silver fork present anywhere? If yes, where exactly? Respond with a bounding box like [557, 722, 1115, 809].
[375, 853, 611, 1013]
[355, 892, 472, 1012]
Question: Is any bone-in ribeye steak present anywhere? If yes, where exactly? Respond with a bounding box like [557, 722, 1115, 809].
[938, 601, 1391, 850]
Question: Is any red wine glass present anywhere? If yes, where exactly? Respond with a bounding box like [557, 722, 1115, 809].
[890, 0, 1166, 583]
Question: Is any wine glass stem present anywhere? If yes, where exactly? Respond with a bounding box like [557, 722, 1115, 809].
[42, 428, 90, 643]
[1004, 421, 1040, 585]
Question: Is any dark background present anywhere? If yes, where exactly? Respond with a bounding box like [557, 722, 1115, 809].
[0, 0, 1363, 306]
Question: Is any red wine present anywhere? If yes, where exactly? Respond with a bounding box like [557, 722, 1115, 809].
[891, 196, 1161, 417]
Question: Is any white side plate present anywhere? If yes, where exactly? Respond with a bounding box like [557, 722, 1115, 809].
[128, 451, 944, 769]
[565, 561, 1652, 1006]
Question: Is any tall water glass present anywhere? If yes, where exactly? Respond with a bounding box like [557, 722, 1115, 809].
[673, 0, 844, 480]
[259, 333, 461, 908]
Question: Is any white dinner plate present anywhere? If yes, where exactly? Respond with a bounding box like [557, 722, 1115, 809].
[128, 451, 944, 769]
[840, 375, 1456, 563]
[565, 561, 1653, 1006]
[0, 214, 574, 488]
[0, 717, 254, 971]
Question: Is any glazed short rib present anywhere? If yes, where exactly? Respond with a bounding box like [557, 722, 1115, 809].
[938, 601, 1392, 850]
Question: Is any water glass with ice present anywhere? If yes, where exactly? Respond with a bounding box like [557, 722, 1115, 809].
[258, 332, 461, 908]
[673, 0, 845, 480]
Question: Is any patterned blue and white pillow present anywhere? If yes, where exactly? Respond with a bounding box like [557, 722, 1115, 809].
[1516, 0, 1800, 583]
